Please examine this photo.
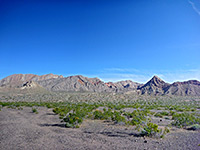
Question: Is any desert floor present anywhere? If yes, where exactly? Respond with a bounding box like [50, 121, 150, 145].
[0, 107, 200, 150]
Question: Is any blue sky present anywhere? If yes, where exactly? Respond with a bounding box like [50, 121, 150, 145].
[0, 0, 200, 83]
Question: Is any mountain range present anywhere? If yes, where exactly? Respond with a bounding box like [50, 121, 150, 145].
[0, 73, 200, 96]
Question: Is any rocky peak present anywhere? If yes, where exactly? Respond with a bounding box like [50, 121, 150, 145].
[145, 75, 167, 87]
[139, 76, 169, 95]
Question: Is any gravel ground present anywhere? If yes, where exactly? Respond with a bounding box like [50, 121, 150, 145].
[0, 107, 200, 150]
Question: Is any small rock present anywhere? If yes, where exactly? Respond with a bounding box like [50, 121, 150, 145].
[160, 119, 162, 121]
[144, 140, 147, 143]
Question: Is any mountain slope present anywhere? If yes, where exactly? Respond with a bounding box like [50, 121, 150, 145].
[0, 73, 200, 96]
[37, 75, 111, 92]
[139, 76, 170, 95]
[0, 73, 63, 87]
[106, 80, 143, 92]
[37, 75, 142, 92]
[164, 80, 200, 96]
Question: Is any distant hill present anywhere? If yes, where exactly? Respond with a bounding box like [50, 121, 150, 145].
[0, 73, 200, 96]
[37, 75, 142, 92]
[0, 73, 63, 87]
[164, 80, 200, 96]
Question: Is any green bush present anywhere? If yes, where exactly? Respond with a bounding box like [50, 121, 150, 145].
[112, 111, 126, 123]
[141, 122, 160, 137]
[172, 112, 200, 128]
[154, 111, 169, 118]
[125, 109, 147, 126]
[160, 127, 170, 138]
[32, 108, 38, 114]
[64, 113, 83, 128]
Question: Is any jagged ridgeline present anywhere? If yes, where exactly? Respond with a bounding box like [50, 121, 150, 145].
[0, 74, 200, 96]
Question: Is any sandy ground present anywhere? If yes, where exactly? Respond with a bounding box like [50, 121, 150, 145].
[0, 107, 200, 150]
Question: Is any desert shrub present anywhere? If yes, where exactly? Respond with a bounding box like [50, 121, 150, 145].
[102, 109, 113, 120]
[148, 111, 156, 115]
[125, 109, 148, 126]
[172, 112, 200, 128]
[169, 110, 176, 116]
[17, 107, 23, 110]
[53, 107, 70, 116]
[191, 108, 196, 112]
[160, 127, 170, 138]
[112, 111, 126, 123]
[63, 113, 83, 128]
[154, 113, 163, 118]
[140, 122, 160, 137]
[60, 103, 98, 128]
[187, 124, 200, 130]
[32, 108, 38, 114]
[154, 111, 169, 118]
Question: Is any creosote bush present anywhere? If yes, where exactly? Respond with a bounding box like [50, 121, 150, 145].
[32, 108, 38, 114]
[172, 112, 200, 128]
[140, 122, 160, 137]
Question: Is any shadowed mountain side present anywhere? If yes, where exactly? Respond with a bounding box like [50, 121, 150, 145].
[139, 76, 170, 95]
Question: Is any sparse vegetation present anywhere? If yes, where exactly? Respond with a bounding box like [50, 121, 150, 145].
[172, 112, 200, 128]
[140, 122, 160, 137]
[32, 107, 38, 114]
[0, 94, 200, 139]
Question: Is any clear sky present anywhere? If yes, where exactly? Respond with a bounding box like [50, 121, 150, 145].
[0, 0, 200, 83]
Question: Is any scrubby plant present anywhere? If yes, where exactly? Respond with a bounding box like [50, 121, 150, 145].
[112, 111, 126, 123]
[172, 112, 200, 128]
[32, 108, 38, 114]
[160, 127, 170, 138]
[17, 107, 23, 110]
[124, 109, 148, 126]
[63, 113, 83, 128]
[154, 111, 169, 118]
[187, 124, 200, 130]
[140, 122, 160, 137]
